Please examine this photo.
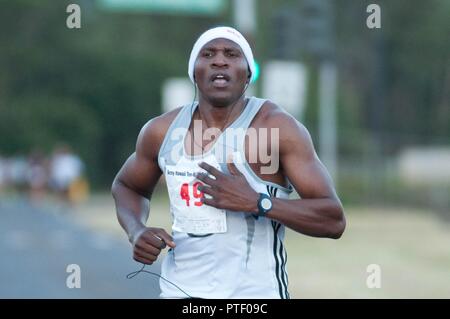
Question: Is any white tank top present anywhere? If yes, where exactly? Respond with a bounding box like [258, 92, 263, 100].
[157, 96, 293, 298]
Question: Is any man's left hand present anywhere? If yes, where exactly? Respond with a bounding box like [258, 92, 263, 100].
[196, 159, 258, 214]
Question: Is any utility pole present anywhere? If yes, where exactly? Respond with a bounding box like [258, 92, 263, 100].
[300, 0, 338, 180]
[319, 62, 337, 179]
[233, 0, 257, 96]
[232, 0, 255, 36]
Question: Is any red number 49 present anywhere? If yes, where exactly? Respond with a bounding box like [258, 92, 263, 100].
[180, 182, 204, 207]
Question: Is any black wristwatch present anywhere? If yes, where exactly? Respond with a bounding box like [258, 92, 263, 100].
[256, 193, 273, 218]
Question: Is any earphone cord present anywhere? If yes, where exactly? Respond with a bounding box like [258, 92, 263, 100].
[126, 263, 193, 299]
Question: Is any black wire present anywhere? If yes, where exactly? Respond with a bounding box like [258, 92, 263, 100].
[126, 263, 193, 299]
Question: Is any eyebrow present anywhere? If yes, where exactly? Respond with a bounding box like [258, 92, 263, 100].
[201, 46, 242, 53]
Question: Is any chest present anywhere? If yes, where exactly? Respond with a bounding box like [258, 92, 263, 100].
[183, 121, 286, 187]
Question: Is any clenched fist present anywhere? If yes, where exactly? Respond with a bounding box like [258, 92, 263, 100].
[130, 227, 176, 265]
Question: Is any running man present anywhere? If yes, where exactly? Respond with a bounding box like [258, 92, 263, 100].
[112, 26, 345, 298]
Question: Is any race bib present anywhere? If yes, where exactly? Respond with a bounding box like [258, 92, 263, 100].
[165, 153, 227, 234]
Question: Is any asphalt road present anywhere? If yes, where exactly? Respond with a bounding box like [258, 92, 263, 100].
[0, 199, 161, 298]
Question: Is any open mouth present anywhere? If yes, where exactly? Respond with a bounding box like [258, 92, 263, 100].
[210, 73, 231, 86]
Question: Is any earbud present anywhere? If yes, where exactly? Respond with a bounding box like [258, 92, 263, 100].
[246, 71, 252, 84]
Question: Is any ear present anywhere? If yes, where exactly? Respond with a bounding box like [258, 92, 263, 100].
[193, 59, 199, 84]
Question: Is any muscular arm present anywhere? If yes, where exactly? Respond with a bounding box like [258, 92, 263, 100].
[196, 105, 345, 239]
[112, 116, 178, 265]
[111, 119, 164, 243]
[265, 111, 346, 239]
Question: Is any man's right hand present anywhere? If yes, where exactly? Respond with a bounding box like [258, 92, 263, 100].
[130, 227, 176, 265]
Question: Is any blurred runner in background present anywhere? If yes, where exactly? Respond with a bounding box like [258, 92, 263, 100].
[49, 144, 89, 204]
[26, 150, 48, 202]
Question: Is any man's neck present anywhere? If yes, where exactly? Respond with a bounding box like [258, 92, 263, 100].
[196, 96, 247, 129]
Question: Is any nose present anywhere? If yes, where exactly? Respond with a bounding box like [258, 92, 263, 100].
[211, 52, 228, 68]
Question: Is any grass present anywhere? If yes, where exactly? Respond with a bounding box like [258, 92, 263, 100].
[72, 191, 450, 298]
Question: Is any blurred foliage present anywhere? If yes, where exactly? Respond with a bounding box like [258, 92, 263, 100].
[0, 0, 222, 186]
[335, 0, 450, 154]
[0, 0, 449, 208]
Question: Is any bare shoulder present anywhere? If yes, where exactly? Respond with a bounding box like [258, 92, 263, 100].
[136, 107, 183, 159]
[257, 100, 312, 145]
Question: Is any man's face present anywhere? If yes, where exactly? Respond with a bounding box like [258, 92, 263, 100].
[194, 38, 250, 107]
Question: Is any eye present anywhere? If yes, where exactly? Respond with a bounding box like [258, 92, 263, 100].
[226, 51, 239, 57]
[202, 51, 213, 57]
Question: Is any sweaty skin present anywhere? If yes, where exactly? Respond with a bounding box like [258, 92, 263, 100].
[112, 38, 346, 265]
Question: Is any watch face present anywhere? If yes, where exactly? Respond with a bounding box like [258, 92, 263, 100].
[261, 198, 272, 210]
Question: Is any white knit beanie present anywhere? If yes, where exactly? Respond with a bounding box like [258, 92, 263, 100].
[188, 26, 255, 83]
